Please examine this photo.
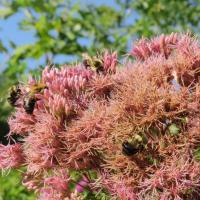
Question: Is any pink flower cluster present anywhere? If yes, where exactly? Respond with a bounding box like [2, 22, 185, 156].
[1, 50, 118, 199]
[39, 66, 93, 119]
[1, 34, 200, 199]
[131, 32, 178, 59]
[102, 51, 118, 74]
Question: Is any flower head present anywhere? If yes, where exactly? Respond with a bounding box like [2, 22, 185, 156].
[0, 144, 24, 170]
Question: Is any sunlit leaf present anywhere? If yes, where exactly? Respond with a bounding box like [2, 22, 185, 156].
[168, 123, 180, 135]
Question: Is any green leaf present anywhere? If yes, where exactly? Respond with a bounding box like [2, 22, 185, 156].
[69, 170, 82, 181]
[0, 170, 35, 200]
[168, 123, 180, 135]
[194, 148, 200, 161]
[0, 40, 7, 52]
[73, 24, 82, 32]
[0, 7, 14, 19]
[66, 31, 76, 40]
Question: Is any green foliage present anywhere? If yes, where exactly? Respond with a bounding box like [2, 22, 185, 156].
[131, 0, 200, 36]
[0, 170, 35, 200]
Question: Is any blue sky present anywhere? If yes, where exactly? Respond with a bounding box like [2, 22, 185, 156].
[0, 0, 134, 71]
[0, 11, 37, 71]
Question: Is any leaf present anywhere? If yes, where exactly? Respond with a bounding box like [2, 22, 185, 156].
[0, 7, 14, 19]
[69, 170, 81, 181]
[73, 23, 82, 32]
[9, 41, 17, 49]
[66, 31, 76, 40]
[194, 148, 200, 161]
[0, 40, 7, 52]
[168, 123, 180, 135]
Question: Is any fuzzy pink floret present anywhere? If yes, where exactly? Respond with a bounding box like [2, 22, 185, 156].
[0, 144, 24, 170]
[131, 32, 178, 59]
[102, 51, 118, 73]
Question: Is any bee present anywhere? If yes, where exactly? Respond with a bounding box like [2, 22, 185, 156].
[7, 85, 21, 106]
[82, 53, 104, 73]
[27, 83, 47, 95]
[23, 95, 36, 114]
[122, 134, 145, 156]
[23, 83, 47, 114]
[122, 141, 140, 156]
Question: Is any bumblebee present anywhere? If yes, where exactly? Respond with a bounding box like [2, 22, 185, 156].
[23, 95, 36, 114]
[82, 54, 104, 73]
[122, 141, 140, 156]
[122, 134, 145, 156]
[23, 83, 47, 114]
[26, 83, 47, 95]
[7, 85, 21, 106]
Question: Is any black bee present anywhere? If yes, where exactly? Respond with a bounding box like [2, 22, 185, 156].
[122, 134, 146, 156]
[23, 95, 36, 114]
[82, 57, 91, 69]
[122, 141, 140, 156]
[7, 85, 21, 106]
[23, 83, 47, 114]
